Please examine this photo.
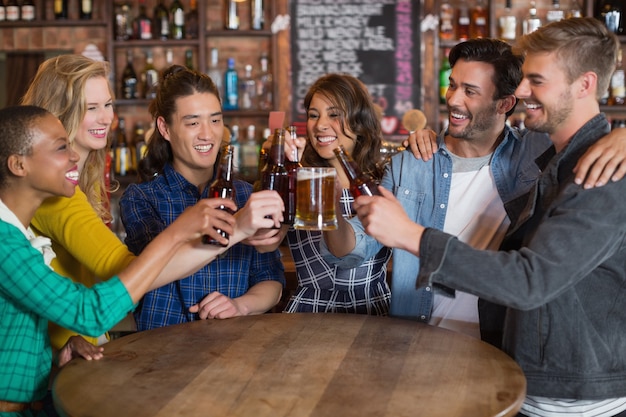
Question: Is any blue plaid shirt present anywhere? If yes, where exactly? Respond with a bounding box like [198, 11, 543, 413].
[119, 163, 285, 331]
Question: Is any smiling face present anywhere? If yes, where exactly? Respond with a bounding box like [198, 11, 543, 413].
[515, 51, 574, 137]
[306, 92, 357, 161]
[446, 59, 503, 142]
[72, 76, 114, 164]
[25, 113, 80, 200]
[157, 92, 224, 187]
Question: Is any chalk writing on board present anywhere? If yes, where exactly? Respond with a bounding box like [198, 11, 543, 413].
[291, 0, 420, 138]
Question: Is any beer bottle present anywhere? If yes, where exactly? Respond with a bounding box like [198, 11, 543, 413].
[285, 126, 301, 225]
[204, 145, 235, 246]
[261, 128, 289, 224]
[333, 145, 382, 197]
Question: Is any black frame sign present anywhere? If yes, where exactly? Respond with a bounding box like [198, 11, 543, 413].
[290, 0, 421, 140]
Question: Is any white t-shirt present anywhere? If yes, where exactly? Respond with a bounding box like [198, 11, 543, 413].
[429, 152, 509, 338]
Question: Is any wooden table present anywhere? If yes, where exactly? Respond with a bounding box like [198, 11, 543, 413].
[53, 314, 526, 417]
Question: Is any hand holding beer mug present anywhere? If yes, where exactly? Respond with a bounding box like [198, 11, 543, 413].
[294, 167, 338, 230]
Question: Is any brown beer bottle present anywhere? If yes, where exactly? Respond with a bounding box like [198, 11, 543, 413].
[284, 126, 301, 225]
[261, 128, 289, 224]
[204, 145, 235, 246]
[333, 145, 382, 197]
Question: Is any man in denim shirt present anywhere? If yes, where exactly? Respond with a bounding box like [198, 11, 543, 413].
[323, 39, 626, 338]
[329, 18, 626, 416]
[323, 38, 552, 338]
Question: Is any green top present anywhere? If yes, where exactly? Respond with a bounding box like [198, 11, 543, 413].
[0, 219, 134, 406]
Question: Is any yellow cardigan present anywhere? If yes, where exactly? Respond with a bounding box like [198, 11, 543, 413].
[31, 187, 135, 350]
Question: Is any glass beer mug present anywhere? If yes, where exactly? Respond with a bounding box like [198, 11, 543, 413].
[293, 167, 338, 231]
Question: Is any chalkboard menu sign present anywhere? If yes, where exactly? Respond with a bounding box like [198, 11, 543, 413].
[290, 0, 421, 139]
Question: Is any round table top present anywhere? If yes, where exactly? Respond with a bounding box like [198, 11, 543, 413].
[53, 313, 526, 417]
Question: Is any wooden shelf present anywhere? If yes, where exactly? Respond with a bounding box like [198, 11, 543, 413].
[111, 39, 202, 48]
[0, 19, 107, 28]
[207, 29, 273, 37]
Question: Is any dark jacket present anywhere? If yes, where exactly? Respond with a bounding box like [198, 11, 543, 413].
[418, 114, 626, 399]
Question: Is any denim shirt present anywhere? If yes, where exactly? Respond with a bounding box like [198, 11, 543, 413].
[320, 125, 550, 322]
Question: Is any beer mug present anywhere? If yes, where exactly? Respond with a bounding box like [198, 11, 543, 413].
[294, 167, 338, 230]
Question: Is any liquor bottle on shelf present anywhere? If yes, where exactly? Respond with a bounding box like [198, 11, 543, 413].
[470, 0, 488, 39]
[546, 0, 565, 24]
[240, 64, 256, 110]
[523, 2, 542, 35]
[256, 128, 271, 180]
[261, 128, 289, 225]
[79, 0, 92, 20]
[185, 49, 194, 70]
[53, 0, 68, 20]
[114, 3, 133, 41]
[499, 0, 517, 42]
[223, 58, 239, 111]
[285, 125, 301, 225]
[170, 0, 185, 40]
[251, 0, 264, 30]
[5, 0, 18, 21]
[153, 1, 170, 40]
[165, 48, 174, 67]
[596, 0, 623, 34]
[224, 0, 239, 30]
[134, 122, 147, 167]
[240, 125, 260, 179]
[610, 49, 626, 106]
[439, 49, 451, 105]
[456, 0, 470, 41]
[438, 0, 455, 41]
[207, 47, 223, 99]
[134, 1, 152, 40]
[20, 0, 34, 21]
[0, 1, 6, 22]
[566, 0, 582, 18]
[256, 54, 273, 111]
[121, 50, 138, 100]
[186, 0, 199, 39]
[204, 145, 235, 246]
[7, 0, 19, 21]
[115, 118, 131, 177]
[333, 145, 382, 197]
[142, 51, 158, 100]
[229, 125, 240, 173]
